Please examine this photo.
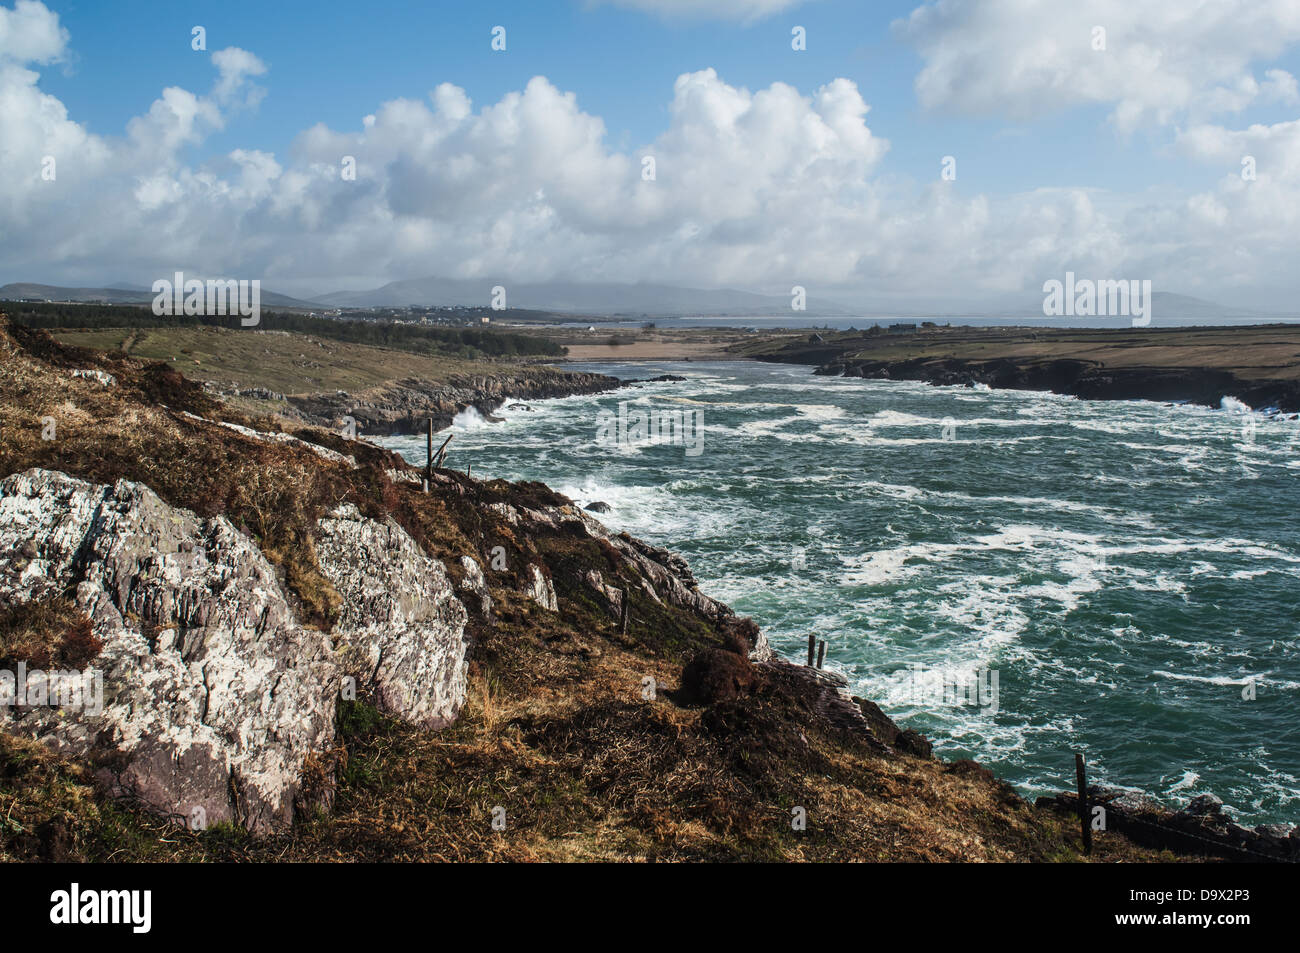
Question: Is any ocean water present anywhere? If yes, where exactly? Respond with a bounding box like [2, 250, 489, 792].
[381, 360, 1300, 824]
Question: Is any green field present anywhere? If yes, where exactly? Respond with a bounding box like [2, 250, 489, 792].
[53, 325, 518, 396]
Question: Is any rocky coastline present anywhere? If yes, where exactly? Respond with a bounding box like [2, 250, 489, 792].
[806, 355, 1300, 412]
[742, 325, 1300, 413]
[285, 368, 622, 436]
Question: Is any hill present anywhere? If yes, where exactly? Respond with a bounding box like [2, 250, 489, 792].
[0, 282, 321, 311]
[314, 276, 853, 316]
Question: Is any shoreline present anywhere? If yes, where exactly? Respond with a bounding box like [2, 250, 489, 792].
[730, 324, 1300, 413]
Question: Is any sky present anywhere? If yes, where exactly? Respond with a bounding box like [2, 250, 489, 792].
[4, 0, 1300, 310]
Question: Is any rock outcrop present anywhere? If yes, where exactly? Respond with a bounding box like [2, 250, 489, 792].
[0, 470, 474, 832]
[457, 556, 493, 618]
[504, 501, 774, 661]
[525, 564, 558, 612]
[315, 504, 469, 730]
[801, 353, 1300, 412]
[0, 469, 338, 833]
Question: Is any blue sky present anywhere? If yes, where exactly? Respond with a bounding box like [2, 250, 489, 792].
[7, 0, 1300, 308]
[44, 0, 1296, 197]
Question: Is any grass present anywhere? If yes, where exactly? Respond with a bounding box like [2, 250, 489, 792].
[0, 598, 101, 671]
[51, 325, 514, 397]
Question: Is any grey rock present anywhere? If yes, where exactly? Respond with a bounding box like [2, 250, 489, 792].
[1254, 823, 1292, 849]
[315, 504, 469, 729]
[584, 501, 612, 513]
[458, 555, 493, 618]
[0, 468, 338, 834]
[583, 569, 624, 618]
[1185, 793, 1225, 816]
[69, 368, 116, 386]
[525, 564, 558, 612]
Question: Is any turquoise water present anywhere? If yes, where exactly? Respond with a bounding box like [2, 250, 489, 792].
[382, 361, 1300, 824]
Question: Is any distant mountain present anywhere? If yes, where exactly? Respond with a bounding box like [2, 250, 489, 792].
[0, 282, 321, 311]
[1143, 292, 1288, 320]
[313, 277, 854, 316]
[7, 279, 1288, 323]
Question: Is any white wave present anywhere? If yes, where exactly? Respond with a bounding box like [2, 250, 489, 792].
[450, 406, 492, 430]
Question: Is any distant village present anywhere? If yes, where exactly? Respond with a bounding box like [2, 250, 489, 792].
[304, 305, 505, 327]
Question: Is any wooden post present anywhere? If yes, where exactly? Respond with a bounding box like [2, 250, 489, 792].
[1075, 752, 1092, 855]
[425, 418, 433, 482]
[817, 640, 826, 669]
[433, 432, 454, 469]
[807, 634, 816, 667]
[620, 590, 630, 635]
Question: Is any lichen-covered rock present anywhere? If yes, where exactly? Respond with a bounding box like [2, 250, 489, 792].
[583, 569, 624, 618]
[458, 556, 493, 618]
[0, 468, 339, 834]
[315, 503, 469, 729]
[488, 502, 520, 525]
[69, 368, 115, 386]
[525, 564, 558, 612]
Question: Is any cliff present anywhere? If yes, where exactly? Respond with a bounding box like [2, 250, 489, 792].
[0, 316, 1219, 861]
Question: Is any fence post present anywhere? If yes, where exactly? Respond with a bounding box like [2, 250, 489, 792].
[425, 418, 433, 489]
[1075, 752, 1092, 855]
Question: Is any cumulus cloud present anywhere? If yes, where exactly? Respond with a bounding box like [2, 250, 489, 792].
[0, 0, 66, 63]
[4, 0, 1300, 311]
[212, 46, 268, 108]
[896, 0, 1300, 132]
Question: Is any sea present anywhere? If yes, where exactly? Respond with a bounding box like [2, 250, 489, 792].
[381, 360, 1300, 824]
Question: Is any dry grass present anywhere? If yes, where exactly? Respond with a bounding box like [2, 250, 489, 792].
[51, 325, 511, 397]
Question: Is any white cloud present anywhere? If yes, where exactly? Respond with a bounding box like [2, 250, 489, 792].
[4, 0, 1300, 312]
[211, 46, 267, 107]
[896, 0, 1300, 132]
[0, 0, 66, 63]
